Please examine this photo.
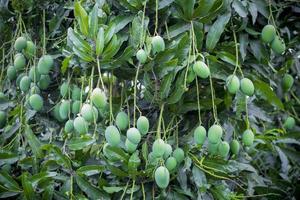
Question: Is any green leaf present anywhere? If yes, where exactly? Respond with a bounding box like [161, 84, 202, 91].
[103, 186, 124, 194]
[24, 125, 43, 158]
[160, 73, 175, 99]
[129, 11, 149, 48]
[206, 12, 231, 51]
[41, 144, 72, 169]
[0, 151, 19, 166]
[77, 165, 105, 176]
[75, 174, 109, 200]
[60, 56, 71, 74]
[128, 151, 141, 175]
[74, 1, 89, 36]
[102, 35, 121, 60]
[175, 0, 195, 20]
[67, 136, 96, 151]
[104, 23, 116, 44]
[167, 71, 187, 104]
[21, 173, 35, 200]
[96, 27, 105, 56]
[88, 4, 99, 39]
[0, 171, 21, 191]
[253, 79, 284, 110]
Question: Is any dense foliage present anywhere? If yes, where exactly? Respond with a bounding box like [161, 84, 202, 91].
[0, 0, 300, 199]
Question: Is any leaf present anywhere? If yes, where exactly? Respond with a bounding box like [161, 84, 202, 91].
[88, 4, 99, 39]
[175, 0, 195, 20]
[24, 125, 43, 158]
[67, 136, 96, 151]
[74, 1, 89, 36]
[248, 2, 258, 23]
[21, 173, 35, 200]
[77, 165, 105, 176]
[239, 33, 248, 61]
[275, 138, 300, 146]
[41, 144, 72, 169]
[129, 11, 149, 48]
[232, 0, 248, 18]
[192, 166, 207, 188]
[163, 22, 190, 39]
[110, 15, 134, 34]
[275, 146, 289, 174]
[102, 35, 121, 60]
[206, 12, 231, 51]
[102, 186, 124, 194]
[104, 23, 116, 44]
[96, 27, 105, 56]
[167, 71, 186, 104]
[160, 73, 175, 99]
[0, 171, 21, 191]
[60, 56, 71, 74]
[128, 151, 141, 175]
[253, 79, 284, 110]
[75, 174, 109, 200]
[0, 151, 19, 166]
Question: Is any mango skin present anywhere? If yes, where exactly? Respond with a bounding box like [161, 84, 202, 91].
[208, 125, 223, 144]
[14, 54, 26, 70]
[172, 148, 184, 164]
[151, 36, 165, 53]
[282, 74, 294, 92]
[152, 139, 165, 158]
[7, 66, 17, 80]
[242, 129, 254, 146]
[29, 94, 43, 111]
[261, 25, 276, 43]
[136, 49, 147, 63]
[73, 116, 88, 134]
[271, 36, 286, 54]
[226, 75, 240, 94]
[240, 78, 254, 96]
[165, 157, 177, 171]
[105, 125, 121, 147]
[126, 128, 141, 144]
[115, 111, 129, 131]
[154, 166, 170, 189]
[193, 61, 210, 79]
[37, 55, 54, 75]
[230, 139, 240, 155]
[283, 117, 295, 130]
[218, 141, 230, 157]
[137, 116, 149, 135]
[14, 36, 27, 51]
[194, 125, 206, 145]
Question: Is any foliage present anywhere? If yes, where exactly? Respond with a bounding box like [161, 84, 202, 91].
[0, 0, 300, 199]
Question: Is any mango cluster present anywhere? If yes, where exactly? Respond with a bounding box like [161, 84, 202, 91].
[194, 124, 255, 157]
[261, 24, 286, 54]
[226, 75, 255, 96]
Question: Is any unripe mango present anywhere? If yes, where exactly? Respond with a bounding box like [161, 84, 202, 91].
[208, 124, 223, 144]
[14, 36, 27, 51]
[271, 36, 286, 54]
[7, 66, 17, 80]
[283, 116, 295, 130]
[163, 143, 172, 159]
[242, 129, 254, 146]
[218, 141, 230, 157]
[14, 53, 26, 70]
[29, 94, 43, 111]
[282, 74, 294, 92]
[240, 78, 254, 96]
[137, 116, 149, 135]
[24, 41, 36, 59]
[91, 88, 107, 109]
[20, 76, 31, 92]
[29, 66, 41, 82]
[261, 25, 276, 43]
[37, 55, 54, 74]
[73, 116, 88, 134]
[226, 75, 240, 94]
[38, 75, 51, 90]
[194, 125, 206, 145]
[116, 111, 129, 131]
[59, 100, 71, 120]
[105, 125, 121, 147]
[155, 166, 170, 189]
[64, 120, 74, 133]
[230, 139, 240, 155]
[165, 157, 177, 171]
[172, 148, 184, 164]
[151, 36, 165, 53]
[152, 139, 165, 157]
[193, 61, 210, 79]
[136, 49, 147, 63]
[126, 128, 141, 144]
[125, 139, 138, 153]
